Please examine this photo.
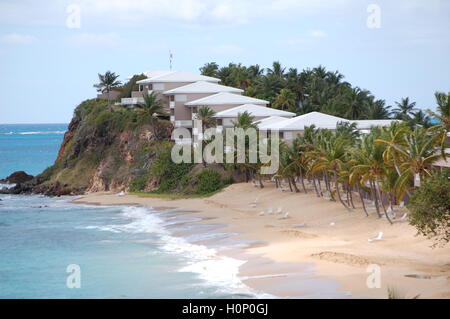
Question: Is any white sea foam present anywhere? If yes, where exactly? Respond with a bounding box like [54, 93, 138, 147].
[84, 206, 271, 298]
[0, 131, 66, 135]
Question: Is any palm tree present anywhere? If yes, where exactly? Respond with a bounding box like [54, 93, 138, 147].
[393, 97, 417, 120]
[410, 110, 432, 128]
[199, 62, 219, 77]
[267, 61, 286, 79]
[273, 88, 296, 111]
[427, 91, 450, 131]
[232, 111, 256, 129]
[93, 71, 122, 107]
[196, 106, 216, 134]
[367, 100, 392, 119]
[137, 92, 167, 138]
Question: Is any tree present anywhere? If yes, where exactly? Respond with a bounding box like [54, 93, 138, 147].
[93, 71, 122, 107]
[367, 99, 392, 119]
[197, 106, 216, 133]
[232, 111, 256, 129]
[199, 62, 219, 77]
[273, 88, 296, 111]
[408, 169, 450, 246]
[427, 91, 450, 131]
[393, 97, 417, 120]
[137, 92, 167, 138]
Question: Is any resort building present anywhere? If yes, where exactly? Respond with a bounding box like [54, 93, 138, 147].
[259, 112, 401, 141]
[214, 104, 295, 128]
[120, 70, 221, 107]
[163, 81, 244, 128]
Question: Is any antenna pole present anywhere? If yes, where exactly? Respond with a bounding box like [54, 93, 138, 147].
[169, 50, 173, 70]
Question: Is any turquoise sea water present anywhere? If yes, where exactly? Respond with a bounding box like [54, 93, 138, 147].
[0, 124, 257, 299]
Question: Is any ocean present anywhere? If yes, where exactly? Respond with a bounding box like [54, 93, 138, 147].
[0, 124, 260, 298]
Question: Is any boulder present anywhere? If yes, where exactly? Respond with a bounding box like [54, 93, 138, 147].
[4, 171, 34, 184]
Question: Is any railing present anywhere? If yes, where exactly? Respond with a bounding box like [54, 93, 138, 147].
[174, 120, 193, 128]
[121, 97, 144, 105]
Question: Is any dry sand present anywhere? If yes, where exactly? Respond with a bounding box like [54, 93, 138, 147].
[73, 182, 450, 299]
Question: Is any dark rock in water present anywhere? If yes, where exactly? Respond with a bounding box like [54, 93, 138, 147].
[4, 171, 34, 184]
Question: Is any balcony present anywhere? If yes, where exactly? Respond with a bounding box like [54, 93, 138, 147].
[174, 120, 193, 128]
[121, 97, 144, 105]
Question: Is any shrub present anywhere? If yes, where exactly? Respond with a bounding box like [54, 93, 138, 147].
[408, 169, 450, 246]
[195, 169, 223, 194]
[222, 176, 234, 185]
[129, 175, 148, 192]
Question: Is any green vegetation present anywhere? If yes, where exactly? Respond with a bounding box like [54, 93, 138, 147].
[93, 71, 122, 107]
[194, 168, 223, 194]
[200, 62, 433, 128]
[408, 169, 450, 246]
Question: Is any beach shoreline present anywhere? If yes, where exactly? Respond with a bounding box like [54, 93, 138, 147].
[73, 182, 450, 299]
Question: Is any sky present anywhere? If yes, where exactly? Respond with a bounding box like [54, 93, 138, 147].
[0, 0, 449, 124]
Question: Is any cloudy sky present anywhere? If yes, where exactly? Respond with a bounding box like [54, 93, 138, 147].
[0, 0, 449, 123]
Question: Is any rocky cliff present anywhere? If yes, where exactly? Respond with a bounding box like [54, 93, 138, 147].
[2, 98, 238, 196]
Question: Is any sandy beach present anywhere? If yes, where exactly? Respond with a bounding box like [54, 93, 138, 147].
[74, 182, 450, 299]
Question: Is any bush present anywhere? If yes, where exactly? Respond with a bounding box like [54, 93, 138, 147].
[129, 175, 148, 192]
[408, 169, 450, 246]
[195, 169, 223, 194]
[222, 176, 234, 185]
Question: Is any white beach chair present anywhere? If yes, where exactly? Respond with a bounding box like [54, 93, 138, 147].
[368, 232, 383, 243]
[116, 191, 125, 196]
[267, 208, 273, 215]
[277, 213, 290, 220]
[249, 197, 259, 207]
[329, 222, 336, 227]
[276, 207, 283, 214]
[259, 211, 265, 216]
[293, 223, 306, 228]
[399, 201, 405, 208]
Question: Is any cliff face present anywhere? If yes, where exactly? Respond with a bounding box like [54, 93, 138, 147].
[9, 99, 173, 195]
[2, 98, 241, 196]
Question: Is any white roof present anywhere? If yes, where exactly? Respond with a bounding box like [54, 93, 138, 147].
[255, 116, 292, 130]
[351, 119, 400, 129]
[137, 71, 220, 84]
[266, 112, 348, 131]
[126, 70, 171, 81]
[163, 81, 243, 95]
[185, 92, 269, 107]
[215, 104, 295, 118]
[143, 70, 173, 79]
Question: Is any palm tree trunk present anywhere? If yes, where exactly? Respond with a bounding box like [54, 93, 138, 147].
[258, 175, 264, 189]
[291, 177, 300, 193]
[299, 169, 307, 194]
[376, 181, 393, 225]
[358, 185, 369, 217]
[312, 177, 320, 197]
[287, 178, 293, 192]
[334, 173, 351, 211]
[371, 180, 382, 218]
[348, 185, 356, 209]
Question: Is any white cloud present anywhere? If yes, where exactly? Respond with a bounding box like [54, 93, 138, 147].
[309, 29, 327, 38]
[0, 33, 37, 44]
[66, 32, 124, 48]
[0, 0, 355, 28]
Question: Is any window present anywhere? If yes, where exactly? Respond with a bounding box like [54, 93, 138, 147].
[175, 94, 187, 102]
[153, 83, 165, 91]
[170, 95, 175, 102]
[148, 84, 153, 90]
[217, 119, 223, 125]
